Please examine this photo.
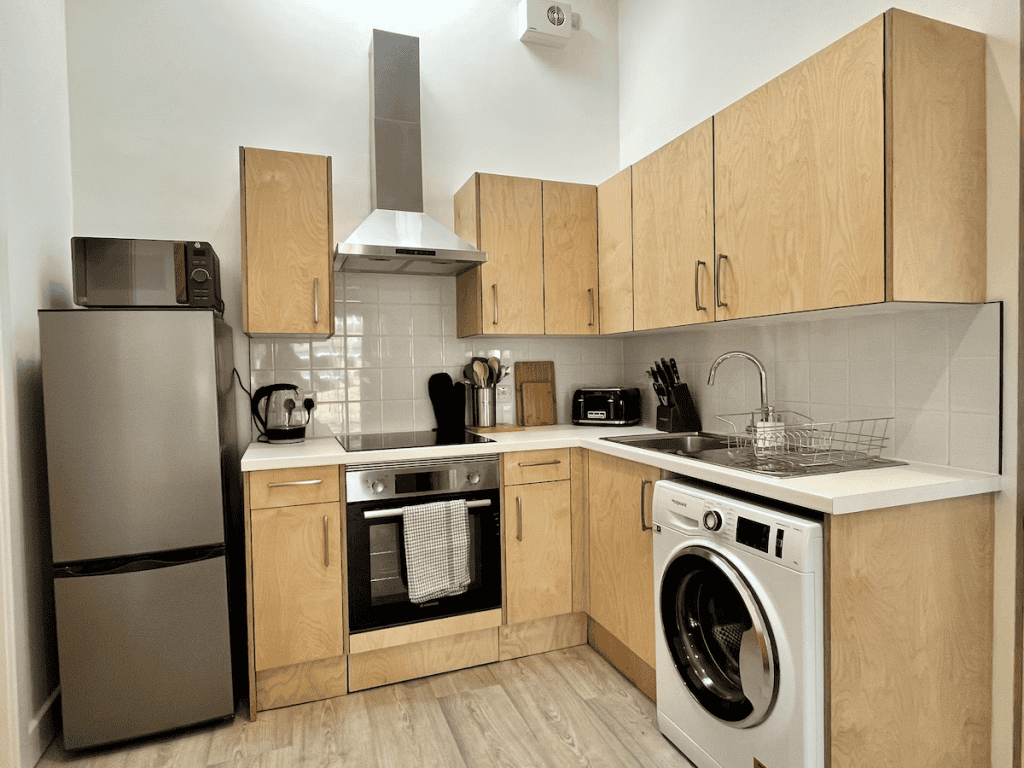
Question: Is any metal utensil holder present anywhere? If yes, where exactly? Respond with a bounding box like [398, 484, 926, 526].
[715, 410, 894, 464]
[472, 386, 496, 428]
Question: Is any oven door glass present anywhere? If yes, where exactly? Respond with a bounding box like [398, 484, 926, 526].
[347, 488, 501, 633]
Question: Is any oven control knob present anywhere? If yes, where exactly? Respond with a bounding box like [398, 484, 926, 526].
[467, 472, 481, 485]
[703, 509, 723, 532]
[371, 480, 385, 494]
[190, 268, 210, 283]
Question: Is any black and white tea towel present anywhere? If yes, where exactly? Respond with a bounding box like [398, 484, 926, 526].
[402, 499, 470, 603]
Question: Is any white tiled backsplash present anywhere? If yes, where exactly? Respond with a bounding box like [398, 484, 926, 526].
[249, 273, 626, 437]
[622, 302, 1002, 473]
[250, 276, 1001, 474]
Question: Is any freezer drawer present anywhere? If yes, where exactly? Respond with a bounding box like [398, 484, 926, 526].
[54, 553, 233, 749]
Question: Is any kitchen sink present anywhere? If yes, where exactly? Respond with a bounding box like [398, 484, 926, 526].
[602, 431, 905, 478]
[602, 432, 729, 455]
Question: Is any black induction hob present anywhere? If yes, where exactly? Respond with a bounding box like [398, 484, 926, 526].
[336, 430, 494, 452]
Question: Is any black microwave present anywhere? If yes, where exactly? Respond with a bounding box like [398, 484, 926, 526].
[72, 237, 224, 312]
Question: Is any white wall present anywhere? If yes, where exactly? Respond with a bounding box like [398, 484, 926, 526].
[0, 0, 75, 765]
[617, 0, 1019, 763]
[64, 0, 622, 445]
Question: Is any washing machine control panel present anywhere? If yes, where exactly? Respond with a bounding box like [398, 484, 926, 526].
[653, 480, 823, 573]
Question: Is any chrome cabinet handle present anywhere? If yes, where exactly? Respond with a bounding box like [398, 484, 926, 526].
[323, 515, 329, 567]
[313, 278, 320, 324]
[640, 479, 652, 532]
[516, 496, 523, 542]
[588, 288, 595, 327]
[695, 260, 707, 312]
[492, 284, 499, 325]
[715, 254, 728, 308]
[267, 479, 323, 488]
[517, 460, 562, 468]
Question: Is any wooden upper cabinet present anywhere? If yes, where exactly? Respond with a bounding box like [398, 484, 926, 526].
[455, 173, 544, 336]
[714, 10, 985, 321]
[587, 452, 660, 669]
[714, 18, 885, 321]
[887, 10, 986, 302]
[240, 147, 334, 337]
[597, 168, 634, 334]
[632, 119, 715, 331]
[543, 181, 599, 335]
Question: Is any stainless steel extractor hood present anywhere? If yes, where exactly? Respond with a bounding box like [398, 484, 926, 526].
[336, 30, 486, 277]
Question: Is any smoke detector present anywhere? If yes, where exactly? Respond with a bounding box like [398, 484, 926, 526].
[519, 0, 573, 48]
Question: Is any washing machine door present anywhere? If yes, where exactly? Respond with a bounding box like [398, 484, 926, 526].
[660, 544, 778, 728]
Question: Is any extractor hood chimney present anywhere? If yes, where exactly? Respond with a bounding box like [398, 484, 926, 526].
[335, 30, 486, 277]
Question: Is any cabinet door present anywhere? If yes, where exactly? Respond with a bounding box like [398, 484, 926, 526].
[587, 452, 659, 668]
[714, 17, 884, 321]
[632, 119, 715, 331]
[479, 174, 545, 336]
[252, 502, 344, 670]
[505, 480, 572, 626]
[241, 147, 334, 336]
[597, 167, 634, 334]
[543, 182, 599, 335]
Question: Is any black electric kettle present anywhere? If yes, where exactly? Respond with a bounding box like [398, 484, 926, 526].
[251, 383, 314, 444]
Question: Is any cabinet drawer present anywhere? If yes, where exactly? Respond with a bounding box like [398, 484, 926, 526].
[502, 449, 570, 486]
[249, 466, 340, 509]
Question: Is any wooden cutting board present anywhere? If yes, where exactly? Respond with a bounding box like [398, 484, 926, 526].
[515, 361, 556, 426]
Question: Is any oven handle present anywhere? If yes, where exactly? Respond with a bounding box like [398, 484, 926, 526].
[362, 498, 492, 520]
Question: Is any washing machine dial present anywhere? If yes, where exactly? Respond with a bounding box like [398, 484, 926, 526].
[703, 509, 723, 532]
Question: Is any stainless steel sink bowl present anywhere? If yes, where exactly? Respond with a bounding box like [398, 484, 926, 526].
[602, 432, 729, 455]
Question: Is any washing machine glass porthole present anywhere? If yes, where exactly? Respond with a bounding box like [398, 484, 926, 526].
[661, 545, 779, 728]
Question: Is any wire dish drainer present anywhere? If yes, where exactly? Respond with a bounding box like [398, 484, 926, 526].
[715, 410, 894, 465]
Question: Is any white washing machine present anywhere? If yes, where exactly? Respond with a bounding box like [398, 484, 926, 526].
[652, 479, 824, 768]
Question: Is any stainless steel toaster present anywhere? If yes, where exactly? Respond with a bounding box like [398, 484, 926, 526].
[572, 388, 641, 426]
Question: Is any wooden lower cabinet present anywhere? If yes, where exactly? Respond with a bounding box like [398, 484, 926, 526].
[825, 494, 993, 768]
[504, 479, 573, 626]
[245, 467, 346, 716]
[586, 452, 661, 673]
[252, 501, 345, 671]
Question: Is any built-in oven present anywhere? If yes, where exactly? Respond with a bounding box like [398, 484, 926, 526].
[345, 456, 501, 635]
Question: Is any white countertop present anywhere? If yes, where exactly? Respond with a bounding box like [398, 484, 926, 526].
[240, 425, 1001, 515]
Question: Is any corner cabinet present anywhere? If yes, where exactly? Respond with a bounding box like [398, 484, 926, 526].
[586, 451, 662, 699]
[713, 9, 985, 321]
[244, 465, 346, 716]
[240, 146, 335, 337]
[455, 173, 599, 337]
[597, 167, 634, 334]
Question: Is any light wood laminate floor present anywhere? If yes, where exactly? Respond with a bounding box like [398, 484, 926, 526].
[38, 645, 695, 768]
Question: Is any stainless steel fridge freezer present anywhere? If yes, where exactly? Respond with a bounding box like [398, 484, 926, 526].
[39, 308, 240, 749]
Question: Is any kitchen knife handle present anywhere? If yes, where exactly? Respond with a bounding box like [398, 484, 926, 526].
[588, 288, 595, 327]
[518, 460, 562, 468]
[695, 260, 706, 312]
[516, 496, 523, 542]
[267, 479, 323, 488]
[323, 515, 330, 567]
[715, 254, 728, 308]
[492, 284, 499, 326]
[640, 480, 652, 532]
[313, 278, 320, 324]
